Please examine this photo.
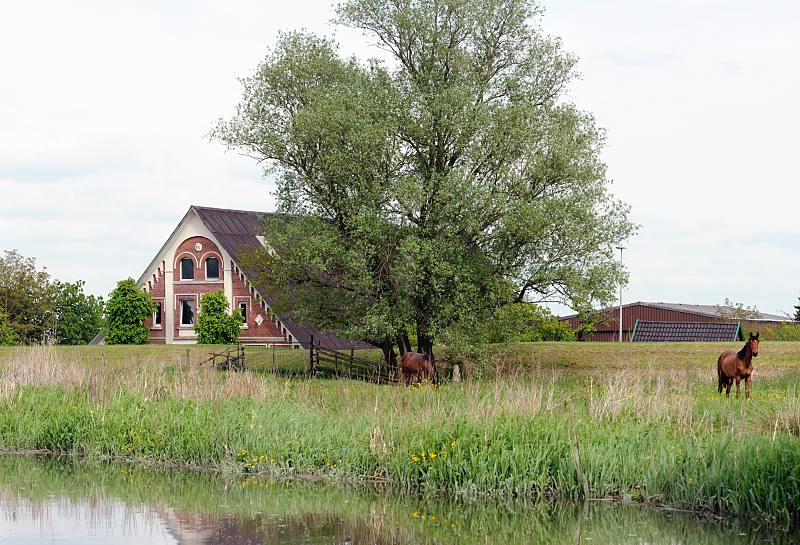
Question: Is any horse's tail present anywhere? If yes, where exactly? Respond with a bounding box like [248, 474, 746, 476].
[717, 354, 725, 393]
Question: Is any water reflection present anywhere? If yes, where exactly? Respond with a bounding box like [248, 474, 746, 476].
[0, 455, 796, 545]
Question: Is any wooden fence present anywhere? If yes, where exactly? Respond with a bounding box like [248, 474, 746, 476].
[308, 336, 397, 384]
[204, 344, 246, 371]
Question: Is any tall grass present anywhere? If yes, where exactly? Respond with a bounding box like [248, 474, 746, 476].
[0, 346, 799, 527]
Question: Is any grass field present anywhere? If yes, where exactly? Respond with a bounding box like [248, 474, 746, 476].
[0, 342, 798, 527]
[2, 339, 798, 375]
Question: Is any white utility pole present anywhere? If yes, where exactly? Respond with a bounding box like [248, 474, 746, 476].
[616, 246, 626, 342]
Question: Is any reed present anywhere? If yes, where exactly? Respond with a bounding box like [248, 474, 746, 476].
[0, 346, 798, 526]
[2, 455, 794, 545]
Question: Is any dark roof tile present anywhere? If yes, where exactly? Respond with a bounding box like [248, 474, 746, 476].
[632, 321, 743, 342]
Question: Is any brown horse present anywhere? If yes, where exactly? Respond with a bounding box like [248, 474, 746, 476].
[717, 332, 759, 398]
[400, 352, 434, 385]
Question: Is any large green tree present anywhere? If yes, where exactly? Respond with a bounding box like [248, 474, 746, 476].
[54, 280, 105, 345]
[215, 0, 635, 364]
[105, 279, 154, 345]
[0, 250, 58, 343]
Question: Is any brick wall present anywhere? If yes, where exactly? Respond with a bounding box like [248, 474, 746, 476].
[144, 259, 166, 344]
[171, 237, 225, 341]
[230, 263, 285, 341]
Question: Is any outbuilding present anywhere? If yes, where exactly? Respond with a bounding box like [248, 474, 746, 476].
[559, 301, 788, 342]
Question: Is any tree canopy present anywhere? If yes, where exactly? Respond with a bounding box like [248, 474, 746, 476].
[214, 0, 635, 361]
[54, 281, 105, 345]
[0, 250, 58, 343]
[105, 279, 154, 345]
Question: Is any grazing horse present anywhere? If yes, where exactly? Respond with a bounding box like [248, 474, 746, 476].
[717, 332, 759, 399]
[400, 351, 434, 385]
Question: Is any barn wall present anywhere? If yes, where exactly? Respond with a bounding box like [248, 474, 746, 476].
[562, 304, 730, 342]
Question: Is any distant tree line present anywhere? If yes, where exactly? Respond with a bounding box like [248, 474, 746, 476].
[0, 250, 104, 346]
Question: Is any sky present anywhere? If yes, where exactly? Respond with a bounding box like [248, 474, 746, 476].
[1, 0, 799, 316]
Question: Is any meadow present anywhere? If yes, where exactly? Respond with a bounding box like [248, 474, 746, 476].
[0, 342, 798, 527]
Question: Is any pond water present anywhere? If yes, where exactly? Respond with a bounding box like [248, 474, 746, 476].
[0, 455, 796, 545]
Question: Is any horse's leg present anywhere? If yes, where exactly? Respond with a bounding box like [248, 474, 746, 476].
[725, 379, 732, 398]
[718, 372, 724, 394]
[745, 375, 751, 399]
[735, 377, 741, 398]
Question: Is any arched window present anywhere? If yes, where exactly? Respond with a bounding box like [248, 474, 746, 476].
[205, 257, 220, 280]
[180, 258, 194, 280]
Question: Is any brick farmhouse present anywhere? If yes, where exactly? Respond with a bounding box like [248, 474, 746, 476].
[136, 205, 369, 349]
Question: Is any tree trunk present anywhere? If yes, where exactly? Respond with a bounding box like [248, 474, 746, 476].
[380, 338, 395, 364]
[396, 330, 411, 356]
[416, 331, 438, 384]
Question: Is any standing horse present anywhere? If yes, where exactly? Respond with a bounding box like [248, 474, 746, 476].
[717, 332, 759, 398]
[400, 351, 434, 385]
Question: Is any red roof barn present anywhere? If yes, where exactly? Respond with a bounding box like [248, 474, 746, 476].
[560, 301, 788, 342]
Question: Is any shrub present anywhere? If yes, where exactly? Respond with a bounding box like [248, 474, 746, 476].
[761, 322, 800, 341]
[194, 291, 243, 345]
[486, 303, 574, 343]
[105, 279, 154, 345]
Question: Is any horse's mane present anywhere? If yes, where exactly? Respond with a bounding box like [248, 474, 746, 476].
[737, 341, 750, 359]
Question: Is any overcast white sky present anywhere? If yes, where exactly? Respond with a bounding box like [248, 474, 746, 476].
[1, 0, 798, 316]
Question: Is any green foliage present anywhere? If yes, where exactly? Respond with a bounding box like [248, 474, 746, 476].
[105, 279, 154, 345]
[54, 280, 104, 345]
[793, 295, 800, 322]
[194, 290, 243, 345]
[761, 322, 800, 341]
[572, 305, 601, 341]
[0, 250, 58, 343]
[486, 303, 574, 343]
[715, 297, 760, 320]
[214, 0, 636, 357]
[0, 310, 17, 345]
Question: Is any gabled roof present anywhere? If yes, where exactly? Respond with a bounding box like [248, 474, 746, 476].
[640, 302, 788, 322]
[192, 206, 272, 262]
[191, 206, 372, 350]
[560, 301, 789, 322]
[631, 321, 743, 342]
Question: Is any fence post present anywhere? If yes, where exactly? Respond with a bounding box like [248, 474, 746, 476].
[309, 335, 315, 375]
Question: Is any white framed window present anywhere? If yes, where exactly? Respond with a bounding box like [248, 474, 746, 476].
[180, 258, 194, 280]
[205, 257, 220, 280]
[239, 301, 248, 328]
[180, 299, 195, 326]
[153, 302, 162, 328]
